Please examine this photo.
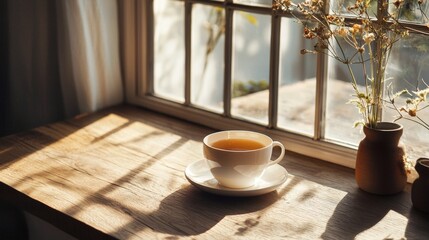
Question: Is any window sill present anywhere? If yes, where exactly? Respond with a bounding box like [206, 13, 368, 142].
[0, 104, 427, 239]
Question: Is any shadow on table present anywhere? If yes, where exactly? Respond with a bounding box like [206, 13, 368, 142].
[405, 207, 429, 239]
[321, 188, 429, 240]
[112, 185, 279, 238]
[282, 152, 429, 239]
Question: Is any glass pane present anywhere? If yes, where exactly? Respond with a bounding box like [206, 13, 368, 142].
[331, 0, 377, 17]
[325, 36, 368, 145]
[278, 18, 316, 136]
[231, 12, 271, 124]
[191, 5, 225, 113]
[384, 33, 429, 160]
[153, 0, 185, 102]
[233, 0, 271, 7]
[390, 0, 429, 24]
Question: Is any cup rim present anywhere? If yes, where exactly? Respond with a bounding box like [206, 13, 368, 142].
[203, 130, 272, 152]
[417, 158, 429, 168]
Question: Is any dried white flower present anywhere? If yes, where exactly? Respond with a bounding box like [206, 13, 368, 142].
[363, 33, 375, 44]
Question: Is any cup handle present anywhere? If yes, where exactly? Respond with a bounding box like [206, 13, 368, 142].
[268, 141, 285, 166]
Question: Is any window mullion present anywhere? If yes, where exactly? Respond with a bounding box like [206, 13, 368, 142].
[223, 1, 233, 117]
[184, 2, 192, 105]
[376, 0, 388, 121]
[314, 50, 328, 140]
[313, 0, 330, 140]
[144, 0, 154, 95]
[268, 14, 281, 129]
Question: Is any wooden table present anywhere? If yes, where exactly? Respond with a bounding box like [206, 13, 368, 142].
[0, 105, 428, 239]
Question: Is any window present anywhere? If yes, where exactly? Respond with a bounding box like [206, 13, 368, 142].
[126, 0, 429, 168]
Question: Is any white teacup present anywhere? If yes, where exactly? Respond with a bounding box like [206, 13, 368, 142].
[203, 130, 285, 188]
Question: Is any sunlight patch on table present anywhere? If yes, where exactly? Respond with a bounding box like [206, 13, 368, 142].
[356, 210, 407, 239]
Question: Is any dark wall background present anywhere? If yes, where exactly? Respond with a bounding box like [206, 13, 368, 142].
[0, 0, 10, 137]
[0, 0, 67, 137]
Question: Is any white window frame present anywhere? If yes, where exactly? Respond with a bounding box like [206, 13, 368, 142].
[120, 0, 386, 169]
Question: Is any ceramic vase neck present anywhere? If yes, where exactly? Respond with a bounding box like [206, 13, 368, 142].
[415, 158, 429, 177]
[363, 122, 403, 144]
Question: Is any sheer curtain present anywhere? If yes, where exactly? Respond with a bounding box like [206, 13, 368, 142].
[0, 0, 123, 136]
[58, 0, 123, 113]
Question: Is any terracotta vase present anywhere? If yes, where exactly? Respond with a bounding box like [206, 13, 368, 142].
[355, 122, 407, 195]
[411, 158, 429, 213]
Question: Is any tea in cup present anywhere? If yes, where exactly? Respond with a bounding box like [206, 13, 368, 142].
[203, 130, 285, 188]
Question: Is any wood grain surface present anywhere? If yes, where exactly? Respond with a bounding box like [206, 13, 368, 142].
[0, 104, 428, 239]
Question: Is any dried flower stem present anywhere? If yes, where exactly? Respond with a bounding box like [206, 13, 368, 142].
[274, 0, 428, 128]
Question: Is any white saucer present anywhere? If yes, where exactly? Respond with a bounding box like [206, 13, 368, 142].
[185, 160, 288, 197]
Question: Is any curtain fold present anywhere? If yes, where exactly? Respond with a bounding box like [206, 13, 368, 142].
[59, 0, 123, 113]
[1, 0, 123, 136]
